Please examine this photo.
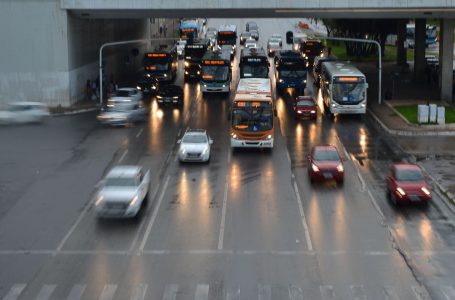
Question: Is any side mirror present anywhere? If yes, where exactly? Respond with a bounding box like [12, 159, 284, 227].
[365, 83, 369, 89]
[286, 31, 293, 45]
[209, 139, 213, 144]
[177, 139, 181, 144]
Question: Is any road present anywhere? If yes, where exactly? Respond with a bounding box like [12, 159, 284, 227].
[1, 18, 455, 300]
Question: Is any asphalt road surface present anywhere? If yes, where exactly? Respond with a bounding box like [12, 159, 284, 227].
[1, 18, 455, 300]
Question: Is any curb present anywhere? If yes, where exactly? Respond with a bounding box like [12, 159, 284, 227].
[51, 107, 99, 117]
[367, 108, 455, 136]
[418, 165, 455, 214]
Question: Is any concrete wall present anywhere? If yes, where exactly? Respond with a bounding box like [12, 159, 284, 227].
[0, 0, 70, 106]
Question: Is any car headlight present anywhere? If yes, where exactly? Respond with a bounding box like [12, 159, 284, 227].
[336, 164, 344, 172]
[310, 110, 316, 114]
[136, 86, 141, 90]
[157, 95, 162, 99]
[152, 86, 157, 90]
[303, 80, 307, 83]
[180, 147, 186, 154]
[129, 195, 139, 207]
[332, 103, 337, 108]
[197, 71, 200, 75]
[203, 84, 207, 87]
[279, 79, 284, 83]
[421, 187, 431, 196]
[311, 163, 320, 172]
[396, 187, 406, 196]
[202, 147, 209, 155]
[185, 71, 189, 75]
[184, 61, 190, 67]
[297, 110, 302, 114]
[95, 195, 104, 206]
[164, 74, 168, 77]
[173, 96, 179, 99]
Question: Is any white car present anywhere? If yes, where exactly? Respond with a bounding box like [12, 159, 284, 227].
[109, 88, 143, 103]
[240, 31, 252, 45]
[176, 40, 187, 58]
[244, 38, 257, 49]
[267, 38, 282, 57]
[178, 129, 213, 162]
[94, 166, 150, 218]
[271, 34, 283, 47]
[0, 102, 49, 125]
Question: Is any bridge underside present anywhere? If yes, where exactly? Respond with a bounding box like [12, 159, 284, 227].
[70, 8, 455, 19]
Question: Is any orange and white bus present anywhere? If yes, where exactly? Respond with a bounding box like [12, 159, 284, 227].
[230, 78, 275, 149]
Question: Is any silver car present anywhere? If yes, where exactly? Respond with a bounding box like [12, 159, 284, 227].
[176, 40, 187, 58]
[178, 129, 213, 163]
[94, 166, 150, 218]
[0, 102, 49, 125]
[267, 38, 282, 57]
[244, 38, 257, 49]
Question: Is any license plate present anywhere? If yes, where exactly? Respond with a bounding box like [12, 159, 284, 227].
[323, 172, 333, 179]
[409, 195, 420, 202]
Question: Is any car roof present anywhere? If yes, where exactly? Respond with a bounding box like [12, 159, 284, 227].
[393, 163, 421, 171]
[107, 166, 141, 178]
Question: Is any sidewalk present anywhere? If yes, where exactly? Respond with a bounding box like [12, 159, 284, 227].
[49, 99, 99, 116]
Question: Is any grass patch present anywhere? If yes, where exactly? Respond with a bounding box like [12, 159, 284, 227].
[326, 42, 419, 62]
[394, 105, 455, 124]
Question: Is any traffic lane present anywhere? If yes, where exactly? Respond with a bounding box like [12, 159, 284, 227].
[0, 113, 146, 251]
[224, 131, 311, 252]
[0, 112, 99, 216]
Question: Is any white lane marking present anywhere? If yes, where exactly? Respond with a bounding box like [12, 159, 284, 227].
[288, 285, 304, 300]
[2, 284, 26, 300]
[382, 285, 400, 300]
[67, 284, 86, 300]
[258, 284, 271, 300]
[118, 149, 128, 163]
[35, 284, 56, 300]
[99, 284, 117, 300]
[441, 286, 455, 300]
[227, 150, 231, 163]
[350, 285, 366, 300]
[218, 181, 229, 250]
[136, 128, 144, 138]
[286, 150, 291, 164]
[226, 287, 240, 300]
[412, 285, 430, 300]
[320, 285, 335, 300]
[194, 284, 209, 300]
[367, 189, 385, 220]
[138, 175, 170, 252]
[293, 180, 314, 251]
[130, 284, 148, 300]
[357, 172, 366, 191]
[162, 284, 178, 300]
[128, 183, 162, 253]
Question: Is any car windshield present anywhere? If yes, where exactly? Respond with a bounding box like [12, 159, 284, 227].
[115, 90, 133, 97]
[333, 82, 366, 103]
[296, 100, 314, 106]
[182, 134, 207, 143]
[313, 150, 340, 161]
[232, 109, 273, 132]
[8, 105, 30, 112]
[280, 69, 307, 78]
[201, 66, 229, 82]
[242, 32, 251, 37]
[396, 169, 424, 181]
[105, 176, 138, 187]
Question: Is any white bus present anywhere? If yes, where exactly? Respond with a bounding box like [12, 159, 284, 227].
[320, 61, 368, 117]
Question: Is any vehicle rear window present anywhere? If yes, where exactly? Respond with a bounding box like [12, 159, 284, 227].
[314, 150, 339, 161]
[395, 169, 424, 181]
[115, 90, 132, 97]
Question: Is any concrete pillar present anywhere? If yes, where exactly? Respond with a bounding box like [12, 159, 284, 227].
[396, 19, 407, 66]
[414, 19, 426, 83]
[440, 19, 454, 103]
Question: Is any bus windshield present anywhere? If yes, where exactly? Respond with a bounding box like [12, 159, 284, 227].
[232, 108, 273, 132]
[332, 82, 366, 103]
[201, 66, 229, 82]
[241, 65, 268, 78]
[218, 33, 236, 45]
[143, 57, 170, 71]
[279, 69, 306, 78]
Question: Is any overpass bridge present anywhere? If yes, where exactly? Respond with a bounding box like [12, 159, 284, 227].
[0, 0, 454, 106]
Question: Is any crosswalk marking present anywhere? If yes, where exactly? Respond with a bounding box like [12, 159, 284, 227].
[67, 284, 86, 300]
[226, 287, 240, 300]
[350, 285, 366, 300]
[320, 285, 335, 300]
[288, 285, 303, 300]
[441, 286, 455, 300]
[194, 284, 209, 300]
[2, 284, 26, 300]
[258, 284, 271, 300]
[383, 285, 400, 300]
[130, 284, 148, 300]
[99, 284, 117, 300]
[35, 284, 56, 300]
[162, 284, 178, 300]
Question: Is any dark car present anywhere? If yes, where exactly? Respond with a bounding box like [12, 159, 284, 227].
[294, 96, 317, 120]
[386, 163, 431, 206]
[308, 145, 344, 185]
[313, 56, 334, 88]
[156, 84, 183, 106]
[137, 73, 160, 94]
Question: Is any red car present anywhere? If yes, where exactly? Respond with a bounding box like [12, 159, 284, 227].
[308, 145, 344, 184]
[386, 163, 432, 205]
[294, 96, 317, 120]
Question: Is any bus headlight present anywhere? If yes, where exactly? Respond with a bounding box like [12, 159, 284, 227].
[266, 134, 272, 140]
[332, 103, 337, 108]
[231, 133, 238, 139]
[279, 79, 284, 83]
[361, 103, 366, 108]
[303, 80, 307, 84]
[222, 84, 226, 88]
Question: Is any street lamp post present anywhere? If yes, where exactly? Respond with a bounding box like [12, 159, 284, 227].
[98, 38, 176, 106]
[319, 37, 382, 104]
